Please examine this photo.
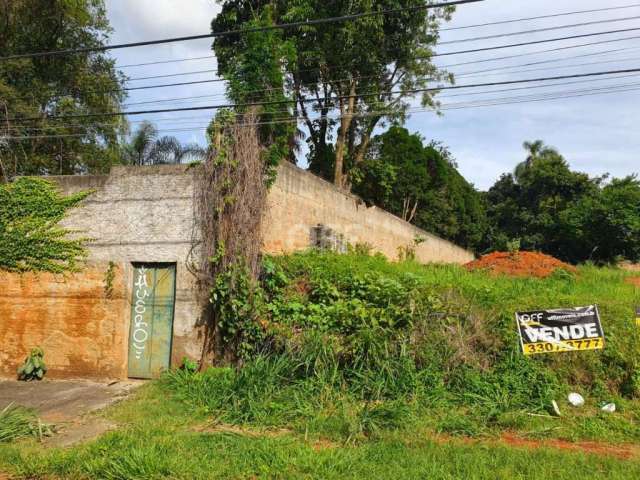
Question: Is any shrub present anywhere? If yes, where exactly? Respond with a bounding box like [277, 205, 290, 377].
[17, 348, 47, 381]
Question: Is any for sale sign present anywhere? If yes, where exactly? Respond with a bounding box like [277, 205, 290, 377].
[516, 305, 605, 356]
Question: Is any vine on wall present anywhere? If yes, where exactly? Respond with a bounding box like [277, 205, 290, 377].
[0, 178, 90, 273]
[190, 110, 270, 363]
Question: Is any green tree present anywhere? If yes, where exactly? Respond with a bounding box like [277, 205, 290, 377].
[212, 1, 454, 187]
[485, 142, 599, 259]
[485, 141, 640, 264]
[353, 126, 487, 250]
[562, 176, 640, 263]
[0, 0, 126, 179]
[212, 5, 298, 179]
[121, 122, 207, 166]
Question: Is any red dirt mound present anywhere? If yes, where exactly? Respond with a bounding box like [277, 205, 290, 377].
[466, 251, 577, 279]
[626, 277, 640, 287]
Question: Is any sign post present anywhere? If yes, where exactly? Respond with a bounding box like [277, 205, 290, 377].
[516, 305, 605, 356]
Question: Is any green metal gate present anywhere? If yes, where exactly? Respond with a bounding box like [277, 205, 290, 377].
[128, 263, 176, 379]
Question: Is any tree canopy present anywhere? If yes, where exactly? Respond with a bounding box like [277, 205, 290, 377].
[0, 0, 126, 180]
[484, 141, 640, 264]
[353, 126, 488, 250]
[121, 122, 208, 166]
[212, 0, 454, 187]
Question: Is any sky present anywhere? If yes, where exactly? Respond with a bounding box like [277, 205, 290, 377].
[105, 0, 640, 190]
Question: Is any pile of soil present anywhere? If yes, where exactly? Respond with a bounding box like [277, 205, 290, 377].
[466, 251, 577, 278]
[626, 277, 640, 288]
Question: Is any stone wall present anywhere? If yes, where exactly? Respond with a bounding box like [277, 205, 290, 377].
[0, 263, 128, 380]
[1, 163, 473, 380]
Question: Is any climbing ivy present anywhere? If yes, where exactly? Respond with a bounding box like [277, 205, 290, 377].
[0, 178, 91, 273]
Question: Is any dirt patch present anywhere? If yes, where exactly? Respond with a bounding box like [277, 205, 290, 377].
[0, 380, 141, 423]
[434, 432, 639, 460]
[45, 417, 118, 448]
[192, 423, 292, 438]
[466, 251, 576, 278]
[625, 277, 640, 287]
[499, 432, 640, 460]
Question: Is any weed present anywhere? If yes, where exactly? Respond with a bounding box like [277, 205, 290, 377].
[17, 347, 47, 381]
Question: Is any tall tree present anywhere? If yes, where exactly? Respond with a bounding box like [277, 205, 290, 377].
[482, 141, 640, 264]
[353, 126, 487, 250]
[0, 0, 126, 179]
[212, 0, 454, 188]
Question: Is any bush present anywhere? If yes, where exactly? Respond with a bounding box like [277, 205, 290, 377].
[17, 348, 47, 381]
[167, 251, 640, 440]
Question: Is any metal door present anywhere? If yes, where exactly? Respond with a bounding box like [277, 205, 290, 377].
[128, 263, 176, 379]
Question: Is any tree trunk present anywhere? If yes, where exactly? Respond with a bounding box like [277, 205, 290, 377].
[333, 82, 356, 188]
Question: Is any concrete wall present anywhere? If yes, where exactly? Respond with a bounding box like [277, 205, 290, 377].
[264, 162, 475, 264]
[1, 163, 473, 380]
[0, 263, 128, 380]
[52, 165, 204, 368]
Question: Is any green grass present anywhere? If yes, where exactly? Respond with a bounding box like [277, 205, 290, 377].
[1, 383, 640, 480]
[170, 252, 640, 443]
[1, 253, 638, 478]
[0, 403, 44, 443]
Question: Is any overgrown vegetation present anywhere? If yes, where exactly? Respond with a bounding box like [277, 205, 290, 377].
[0, 404, 48, 443]
[170, 251, 640, 442]
[484, 141, 640, 264]
[190, 110, 269, 364]
[0, 178, 90, 272]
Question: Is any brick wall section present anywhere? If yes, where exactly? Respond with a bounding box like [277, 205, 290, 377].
[0, 263, 128, 380]
[264, 162, 475, 264]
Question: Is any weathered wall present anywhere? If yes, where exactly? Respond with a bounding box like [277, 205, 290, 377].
[264, 162, 475, 264]
[1, 163, 473, 380]
[0, 263, 128, 380]
[52, 165, 204, 367]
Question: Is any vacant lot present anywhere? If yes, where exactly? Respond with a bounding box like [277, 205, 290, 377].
[2, 254, 639, 479]
[0, 382, 639, 480]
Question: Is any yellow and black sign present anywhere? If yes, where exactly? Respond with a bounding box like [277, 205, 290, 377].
[636, 307, 640, 328]
[516, 306, 605, 356]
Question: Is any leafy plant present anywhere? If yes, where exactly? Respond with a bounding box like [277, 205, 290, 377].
[0, 178, 91, 273]
[180, 357, 199, 374]
[17, 348, 47, 381]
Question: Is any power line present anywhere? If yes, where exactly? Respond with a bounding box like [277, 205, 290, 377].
[456, 54, 640, 79]
[0, 0, 482, 61]
[119, 56, 216, 69]
[5, 83, 640, 140]
[14, 76, 640, 135]
[52, 33, 640, 100]
[440, 3, 640, 31]
[438, 35, 640, 68]
[127, 69, 219, 82]
[6, 67, 640, 123]
[118, 17, 640, 82]
[111, 4, 640, 69]
[434, 27, 640, 57]
[439, 15, 640, 45]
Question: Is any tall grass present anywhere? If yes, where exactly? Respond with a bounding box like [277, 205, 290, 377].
[0, 403, 42, 442]
[166, 251, 640, 441]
